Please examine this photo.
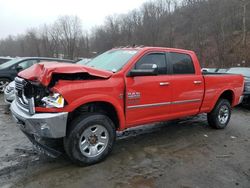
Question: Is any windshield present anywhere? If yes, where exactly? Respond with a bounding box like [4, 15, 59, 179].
[227, 68, 250, 77]
[85, 49, 138, 72]
[77, 58, 91, 65]
[0, 58, 22, 69]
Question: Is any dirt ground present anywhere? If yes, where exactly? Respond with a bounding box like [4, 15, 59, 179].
[0, 95, 250, 188]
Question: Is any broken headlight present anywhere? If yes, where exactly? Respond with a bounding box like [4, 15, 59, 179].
[41, 93, 65, 108]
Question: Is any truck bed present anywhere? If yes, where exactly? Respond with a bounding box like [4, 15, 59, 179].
[200, 73, 244, 112]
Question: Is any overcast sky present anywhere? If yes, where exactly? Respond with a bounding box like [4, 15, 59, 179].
[0, 0, 147, 39]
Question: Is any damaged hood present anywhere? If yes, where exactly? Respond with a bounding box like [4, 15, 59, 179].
[18, 62, 113, 86]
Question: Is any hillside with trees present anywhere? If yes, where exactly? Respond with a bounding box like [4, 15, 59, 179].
[0, 0, 249, 68]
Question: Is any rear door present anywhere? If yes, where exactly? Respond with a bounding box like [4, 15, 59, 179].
[167, 52, 204, 117]
[125, 52, 172, 127]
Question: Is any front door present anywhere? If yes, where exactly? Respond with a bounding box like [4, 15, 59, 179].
[125, 52, 172, 127]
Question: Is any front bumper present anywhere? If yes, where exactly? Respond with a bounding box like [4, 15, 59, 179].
[10, 100, 68, 138]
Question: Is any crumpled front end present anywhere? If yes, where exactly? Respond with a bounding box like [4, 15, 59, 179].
[18, 62, 112, 86]
[10, 62, 113, 157]
[10, 76, 69, 157]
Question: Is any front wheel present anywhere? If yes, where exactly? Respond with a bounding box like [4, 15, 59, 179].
[64, 113, 116, 166]
[207, 99, 231, 129]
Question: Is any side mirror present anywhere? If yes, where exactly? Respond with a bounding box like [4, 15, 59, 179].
[16, 66, 23, 72]
[129, 64, 158, 77]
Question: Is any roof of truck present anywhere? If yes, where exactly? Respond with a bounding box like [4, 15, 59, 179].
[112, 46, 195, 54]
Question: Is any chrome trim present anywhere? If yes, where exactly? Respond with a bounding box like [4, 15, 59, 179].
[171, 99, 201, 105]
[15, 77, 35, 115]
[27, 97, 35, 115]
[193, 80, 202, 84]
[127, 99, 201, 109]
[159, 82, 170, 86]
[128, 101, 171, 109]
[16, 100, 30, 113]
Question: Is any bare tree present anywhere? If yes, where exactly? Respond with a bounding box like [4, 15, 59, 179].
[53, 16, 83, 59]
[0, 0, 249, 67]
[241, 0, 250, 47]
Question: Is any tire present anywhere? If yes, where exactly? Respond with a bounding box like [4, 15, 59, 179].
[207, 99, 231, 129]
[64, 113, 116, 166]
[0, 78, 11, 93]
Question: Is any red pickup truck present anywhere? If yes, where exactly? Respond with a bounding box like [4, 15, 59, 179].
[11, 47, 244, 166]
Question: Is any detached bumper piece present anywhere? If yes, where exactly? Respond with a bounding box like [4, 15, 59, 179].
[23, 131, 62, 158]
[10, 100, 69, 158]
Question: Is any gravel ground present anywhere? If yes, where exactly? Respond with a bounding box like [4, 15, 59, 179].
[0, 95, 250, 188]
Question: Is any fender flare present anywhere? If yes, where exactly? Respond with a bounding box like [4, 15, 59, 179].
[210, 88, 235, 110]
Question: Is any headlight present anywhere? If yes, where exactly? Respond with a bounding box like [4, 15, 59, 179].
[41, 93, 65, 108]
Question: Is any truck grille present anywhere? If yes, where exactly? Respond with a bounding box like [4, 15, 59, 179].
[15, 77, 35, 114]
[5, 86, 13, 93]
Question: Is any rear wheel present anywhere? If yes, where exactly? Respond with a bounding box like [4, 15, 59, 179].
[64, 113, 116, 166]
[207, 99, 231, 129]
[0, 78, 10, 93]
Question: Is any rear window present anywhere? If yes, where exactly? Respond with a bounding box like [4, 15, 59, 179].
[169, 52, 195, 74]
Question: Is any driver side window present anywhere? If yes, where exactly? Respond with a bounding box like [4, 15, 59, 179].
[135, 53, 167, 74]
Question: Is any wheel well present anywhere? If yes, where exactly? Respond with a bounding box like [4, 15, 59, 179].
[219, 90, 234, 105]
[68, 102, 119, 130]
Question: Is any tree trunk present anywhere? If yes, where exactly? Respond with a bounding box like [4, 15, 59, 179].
[242, 1, 247, 47]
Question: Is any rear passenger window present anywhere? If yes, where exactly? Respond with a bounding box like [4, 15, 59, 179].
[135, 53, 167, 74]
[169, 53, 195, 74]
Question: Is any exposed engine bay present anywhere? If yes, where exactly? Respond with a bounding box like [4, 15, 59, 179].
[18, 72, 105, 109]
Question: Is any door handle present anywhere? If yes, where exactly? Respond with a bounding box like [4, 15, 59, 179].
[193, 80, 202, 84]
[160, 82, 170, 86]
